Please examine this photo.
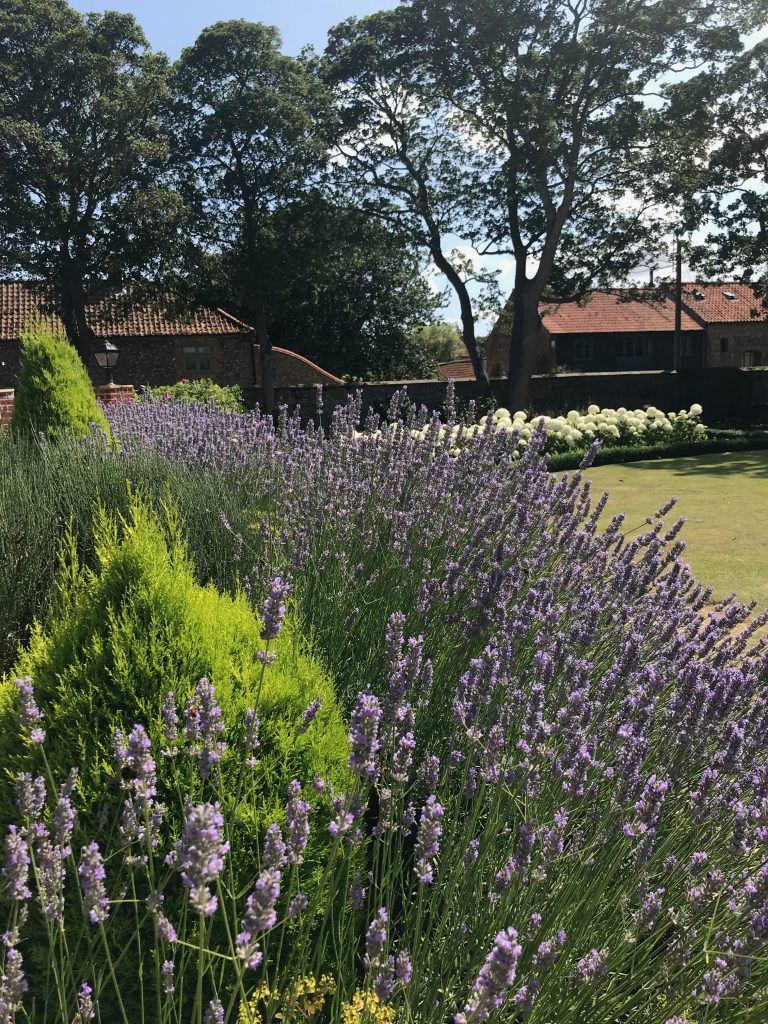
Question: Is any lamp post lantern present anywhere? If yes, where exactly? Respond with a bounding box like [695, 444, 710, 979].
[93, 340, 119, 386]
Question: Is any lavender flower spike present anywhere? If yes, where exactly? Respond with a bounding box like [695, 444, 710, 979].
[77, 981, 95, 1021]
[414, 796, 444, 884]
[3, 826, 31, 901]
[349, 693, 382, 785]
[171, 801, 229, 917]
[284, 781, 310, 865]
[15, 676, 45, 744]
[78, 842, 109, 924]
[236, 867, 281, 968]
[299, 696, 323, 734]
[0, 948, 27, 1020]
[455, 927, 522, 1023]
[260, 577, 290, 642]
[204, 998, 224, 1024]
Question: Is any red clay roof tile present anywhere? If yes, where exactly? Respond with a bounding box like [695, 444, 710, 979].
[680, 282, 768, 324]
[540, 290, 702, 335]
[437, 358, 476, 380]
[0, 281, 251, 341]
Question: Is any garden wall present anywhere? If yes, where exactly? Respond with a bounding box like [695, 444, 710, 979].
[0, 384, 135, 426]
[243, 368, 768, 425]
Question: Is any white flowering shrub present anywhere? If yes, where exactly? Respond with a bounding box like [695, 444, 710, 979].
[404, 403, 707, 458]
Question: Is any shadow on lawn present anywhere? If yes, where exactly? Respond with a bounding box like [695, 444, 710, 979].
[617, 451, 768, 479]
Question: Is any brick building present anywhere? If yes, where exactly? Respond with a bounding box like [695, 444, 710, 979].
[483, 282, 768, 378]
[679, 282, 768, 368]
[0, 281, 340, 389]
[485, 290, 704, 378]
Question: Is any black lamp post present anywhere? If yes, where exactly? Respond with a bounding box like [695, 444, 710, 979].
[93, 339, 120, 385]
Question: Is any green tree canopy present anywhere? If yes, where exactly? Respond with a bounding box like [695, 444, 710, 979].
[169, 20, 334, 411]
[0, 0, 181, 366]
[327, 0, 763, 405]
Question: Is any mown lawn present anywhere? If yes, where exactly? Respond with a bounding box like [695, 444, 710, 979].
[586, 450, 768, 609]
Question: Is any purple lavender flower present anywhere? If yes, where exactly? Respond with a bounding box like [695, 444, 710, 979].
[115, 725, 163, 839]
[288, 892, 308, 918]
[161, 960, 175, 995]
[15, 676, 45, 744]
[260, 577, 289, 641]
[349, 693, 382, 785]
[171, 801, 229, 917]
[284, 781, 310, 865]
[455, 927, 522, 1022]
[15, 774, 45, 822]
[36, 832, 65, 922]
[237, 868, 281, 968]
[349, 873, 367, 910]
[245, 707, 260, 767]
[185, 679, 227, 779]
[53, 769, 78, 857]
[0, 948, 27, 1020]
[2, 826, 30, 901]
[77, 981, 95, 1021]
[464, 839, 480, 868]
[204, 998, 224, 1024]
[365, 907, 388, 970]
[573, 948, 607, 985]
[299, 697, 322, 734]
[263, 823, 287, 870]
[414, 796, 444, 884]
[78, 843, 109, 924]
[162, 692, 179, 751]
[156, 912, 178, 944]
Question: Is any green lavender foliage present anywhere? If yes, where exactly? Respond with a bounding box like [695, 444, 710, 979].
[11, 318, 110, 440]
[0, 494, 348, 851]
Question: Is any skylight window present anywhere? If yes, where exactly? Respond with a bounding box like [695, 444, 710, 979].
[723, 291, 737, 300]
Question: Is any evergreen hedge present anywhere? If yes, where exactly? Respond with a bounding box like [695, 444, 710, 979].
[0, 494, 349, 865]
[11, 317, 109, 440]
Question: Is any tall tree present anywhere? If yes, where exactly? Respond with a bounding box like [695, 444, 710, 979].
[170, 21, 332, 412]
[410, 0, 762, 406]
[674, 40, 768, 289]
[328, 0, 760, 406]
[0, 0, 179, 365]
[325, 13, 494, 391]
[192, 193, 442, 380]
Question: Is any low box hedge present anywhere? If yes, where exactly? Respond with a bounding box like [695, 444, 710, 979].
[547, 433, 768, 471]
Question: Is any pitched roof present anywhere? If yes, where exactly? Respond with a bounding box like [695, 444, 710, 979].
[680, 282, 768, 324]
[0, 281, 251, 341]
[540, 290, 702, 335]
[437, 358, 476, 380]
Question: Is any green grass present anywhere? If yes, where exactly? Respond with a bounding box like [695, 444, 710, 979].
[586, 450, 768, 609]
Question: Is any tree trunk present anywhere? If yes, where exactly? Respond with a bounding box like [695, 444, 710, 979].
[255, 305, 274, 416]
[59, 252, 94, 370]
[430, 246, 491, 393]
[504, 276, 542, 410]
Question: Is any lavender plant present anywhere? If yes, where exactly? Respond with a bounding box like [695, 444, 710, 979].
[0, 390, 766, 1021]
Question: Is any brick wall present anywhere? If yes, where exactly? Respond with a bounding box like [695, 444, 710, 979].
[705, 321, 768, 368]
[252, 346, 343, 386]
[0, 384, 135, 426]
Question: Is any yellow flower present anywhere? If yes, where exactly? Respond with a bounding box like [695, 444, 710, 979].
[340, 989, 396, 1024]
[239, 975, 337, 1023]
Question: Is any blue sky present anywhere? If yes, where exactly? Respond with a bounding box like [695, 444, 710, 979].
[70, 0, 396, 56]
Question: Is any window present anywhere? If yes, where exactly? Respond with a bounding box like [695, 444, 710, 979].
[573, 338, 593, 363]
[720, 337, 729, 353]
[619, 337, 652, 359]
[743, 349, 763, 368]
[181, 345, 212, 375]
